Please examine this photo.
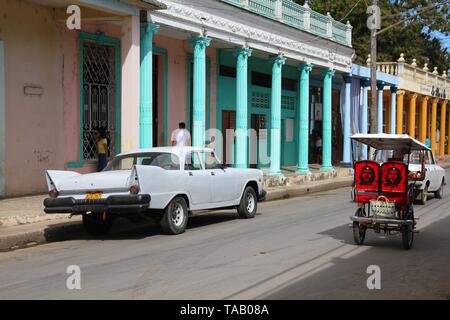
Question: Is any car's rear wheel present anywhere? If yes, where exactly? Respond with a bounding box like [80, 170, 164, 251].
[160, 197, 188, 235]
[237, 186, 257, 219]
[435, 179, 444, 199]
[82, 213, 113, 236]
[419, 185, 428, 205]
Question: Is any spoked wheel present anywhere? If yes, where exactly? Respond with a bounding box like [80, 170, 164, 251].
[419, 185, 428, 205]
[401, 206, 415, 250]
[352, 208, 366, 245]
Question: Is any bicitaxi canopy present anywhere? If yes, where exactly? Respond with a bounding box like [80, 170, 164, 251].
[350, 134, 430, 152]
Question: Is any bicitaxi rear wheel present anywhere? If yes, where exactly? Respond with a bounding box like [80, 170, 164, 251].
[352, 208, 366, 245]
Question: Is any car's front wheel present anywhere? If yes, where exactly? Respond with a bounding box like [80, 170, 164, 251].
[237, 186, 257, 219]
[160, 197, 188, 235]
[82, 213, 113, 236]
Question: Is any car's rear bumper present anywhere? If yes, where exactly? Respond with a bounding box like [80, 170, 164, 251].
[44, 194, 151, 214]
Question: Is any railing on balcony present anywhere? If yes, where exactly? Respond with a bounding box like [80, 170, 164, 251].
[309, 10, 328, 38]
[377, 62, 399, 76]
[282, 0, 305, 28]
[248, 0, 277, 18]
[221, 0, 352, 46]
[377, 58, 449, 99]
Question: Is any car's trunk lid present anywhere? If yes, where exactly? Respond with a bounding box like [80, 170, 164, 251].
[52, 170, 132, 193]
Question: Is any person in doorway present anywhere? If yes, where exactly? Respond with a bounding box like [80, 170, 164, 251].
[95, 129, 109, 172]
[314, 130, 322, 164]
[171, 122, 191, 147]
[207, 135, 216, 151]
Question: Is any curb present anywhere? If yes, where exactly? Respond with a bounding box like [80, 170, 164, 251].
[265, 177, 353, 202]
[0, 220, 85, 252]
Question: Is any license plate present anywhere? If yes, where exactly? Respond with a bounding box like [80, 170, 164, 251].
[85, 192, 103, 199]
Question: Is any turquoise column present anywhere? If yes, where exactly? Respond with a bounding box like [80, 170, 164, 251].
[189, 36, 211, 149]
[377, 82, 385, 133]
[361, 79, 370, 160]
[296, 63, 312, 174]
[140, 23, 159, 148]
[234, 47, 252, 168]
[342, 74, 352, 167]
[321, 69, 335, 171]
[269, 55, 286, 175]
[390, 86, 397, 134]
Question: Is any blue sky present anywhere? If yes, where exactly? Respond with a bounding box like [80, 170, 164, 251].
[431, 31, 450, 50]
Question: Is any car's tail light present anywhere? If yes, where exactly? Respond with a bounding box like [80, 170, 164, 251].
[129, 185, 139, 194]
[48, 189, 59, 198]
[129, 166, 140, 194]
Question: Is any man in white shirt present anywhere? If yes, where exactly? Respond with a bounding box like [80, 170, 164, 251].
[171, 122, 191, 146]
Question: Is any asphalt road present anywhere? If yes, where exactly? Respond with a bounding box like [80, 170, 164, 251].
[0, 170, 449, 300]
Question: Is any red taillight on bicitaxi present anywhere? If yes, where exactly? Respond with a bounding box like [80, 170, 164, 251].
[49, 189, 59, 198]
[129, 185, 139, 194]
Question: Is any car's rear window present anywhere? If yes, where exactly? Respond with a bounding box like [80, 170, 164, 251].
[104, 152, 180, 171]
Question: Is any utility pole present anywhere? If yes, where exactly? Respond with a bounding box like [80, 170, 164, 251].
[366, 0, 443, 134]
[369, 0, 379, 134]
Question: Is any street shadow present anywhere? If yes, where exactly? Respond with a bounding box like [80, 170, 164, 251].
[263, 216, 450, 300]
[318, 221, 417, 251]
[42, 210, 241, 243]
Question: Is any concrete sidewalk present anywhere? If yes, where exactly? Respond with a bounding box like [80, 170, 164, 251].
[1, 159, 449, 252]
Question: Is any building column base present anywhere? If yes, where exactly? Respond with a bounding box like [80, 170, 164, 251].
[268, 170, 284, 177]
[320, 165, 334, 171]
[340, 162, 352, 168]
[296, 167, 311, 175]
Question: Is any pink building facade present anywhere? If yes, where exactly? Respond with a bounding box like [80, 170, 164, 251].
[0, 0, 165, 197]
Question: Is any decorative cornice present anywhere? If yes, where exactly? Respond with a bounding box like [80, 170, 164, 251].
[152, 1, 353, 71]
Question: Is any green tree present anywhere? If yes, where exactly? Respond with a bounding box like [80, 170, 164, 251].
[294, 0, 449, 72]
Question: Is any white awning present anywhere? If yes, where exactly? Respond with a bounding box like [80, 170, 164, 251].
[350, 134, 430, 151]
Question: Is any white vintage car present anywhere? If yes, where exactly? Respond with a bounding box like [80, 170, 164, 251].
[44, 147, 266, 236]
[408, 150, 446, 204]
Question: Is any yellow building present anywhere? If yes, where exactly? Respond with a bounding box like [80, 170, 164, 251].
[377, 54, 449, 159]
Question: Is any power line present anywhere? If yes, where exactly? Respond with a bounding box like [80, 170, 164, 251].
[339, 0, 363, 22]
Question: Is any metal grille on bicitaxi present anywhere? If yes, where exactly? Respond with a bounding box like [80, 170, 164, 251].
[82, 41, 117, 160]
